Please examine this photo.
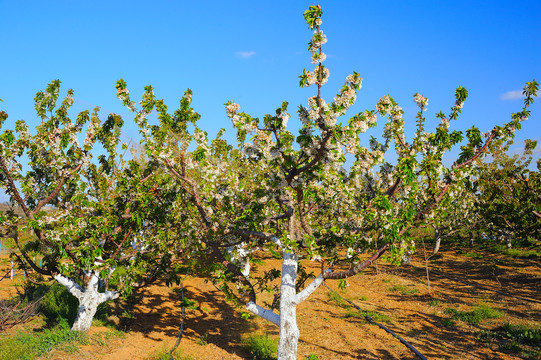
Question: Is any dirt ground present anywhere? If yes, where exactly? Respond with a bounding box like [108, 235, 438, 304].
[1, 243, 540, 360]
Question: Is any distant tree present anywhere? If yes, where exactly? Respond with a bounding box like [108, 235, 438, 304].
[473, 139, 541, 248]
[0, 81, 177, 331]
[426, 176, 480, 255]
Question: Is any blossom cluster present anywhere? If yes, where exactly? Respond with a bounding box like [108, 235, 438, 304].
[413, 93, 428, 109]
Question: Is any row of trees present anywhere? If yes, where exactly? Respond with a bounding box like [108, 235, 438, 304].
[425, 138, 541, 257]
[0, 5, 538, 359]
[474, 140, 540, 247]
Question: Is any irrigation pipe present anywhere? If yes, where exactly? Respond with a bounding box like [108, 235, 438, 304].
[323, 282, 427, 360]
[414, 266, 541, 305]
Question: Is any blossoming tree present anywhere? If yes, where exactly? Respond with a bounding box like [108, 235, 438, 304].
[0, 81, 178, 331]
[117, 6, 537, 359]
[472, 138, 540, 248]
[425, 174, 480, 255]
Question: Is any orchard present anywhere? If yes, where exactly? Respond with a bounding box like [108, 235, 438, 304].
[1, 4, 540, 360]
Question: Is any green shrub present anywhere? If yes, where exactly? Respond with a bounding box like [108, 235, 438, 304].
[245, 334, 278, 360]
[500, 323, 541, 347]
[39, 283, 79, 326]
[442, 318, 455, 327]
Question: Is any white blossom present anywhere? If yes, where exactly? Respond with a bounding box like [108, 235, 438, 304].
[226, 103, 241, 117]
[413, 93, 428, 109]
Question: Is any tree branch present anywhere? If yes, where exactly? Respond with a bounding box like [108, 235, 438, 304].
[9, 227, 53, 276]
[0, 156, 32, 218]
[33, 163, 83, 215]
[246, 301, 280, 326]
[323, 243, 389, 280]
[293, 271, 329, 305]
[53, 273, 84, 299]
[452, 130, 495, 170]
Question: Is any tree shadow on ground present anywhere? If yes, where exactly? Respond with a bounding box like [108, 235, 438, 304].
[110, 279, 254, 359]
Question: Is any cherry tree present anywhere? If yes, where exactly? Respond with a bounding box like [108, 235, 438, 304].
[0, 81, 177, 331]
[116, 5, 538, 358]
[473, 139, 540, 248]
[426, 176, 479, 255]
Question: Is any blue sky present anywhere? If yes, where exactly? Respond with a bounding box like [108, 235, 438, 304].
[1, 0, 540, 200]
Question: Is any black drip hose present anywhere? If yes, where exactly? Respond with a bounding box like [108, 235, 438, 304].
[323, 283, 427, 360]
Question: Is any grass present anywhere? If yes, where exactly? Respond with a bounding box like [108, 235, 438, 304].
[463, 252, 484, 260]
[477, 323, 541, 359]
[144, 346, 194, 360]
[343, 307, 392, 323]
[0, 285, 125, 360]
[91, 328, 125, 346]
[360, 309, 392, 323]
[442, 318, 455, 327]
[388, 284, 419, 295]
[328, 290, 367, 305]
[244, 334, 278, 360]
[470, 238, 540, 259]
[444, 304, 504, 326]
[0, 321, 88, 360]
[196, 331, 209, 345]
[327, 291, 346, 306]
[503, 248, 540, 259]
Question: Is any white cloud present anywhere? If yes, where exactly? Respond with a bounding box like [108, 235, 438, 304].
[500, 90, 523, 101]
[235, 51, 256, 59]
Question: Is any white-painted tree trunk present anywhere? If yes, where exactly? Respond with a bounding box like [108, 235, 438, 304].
[505, 233, 513, 249]
[277, 251, 300, 359]
[246, 249, 325, 360]
[54, 271, 119, 331]
[432, 228, 441, 255]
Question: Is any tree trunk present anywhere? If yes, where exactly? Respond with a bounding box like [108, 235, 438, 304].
[54, 271, 118, 331]
[277, 250, 300, 360]
[432, 228, 441, 255]
[71, 281, 104, 332]
[501, 231, 512, 249]
[246, 247, 325, 360]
